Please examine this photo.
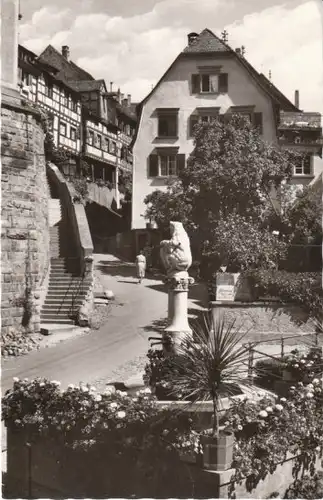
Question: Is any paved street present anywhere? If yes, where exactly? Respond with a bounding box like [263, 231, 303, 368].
[1, 254, 208, 394]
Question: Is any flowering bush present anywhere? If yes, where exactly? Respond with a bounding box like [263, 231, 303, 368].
[282, 349, 323, 382]
[2, 378, 196, 496]
[224, 382, 323, 496]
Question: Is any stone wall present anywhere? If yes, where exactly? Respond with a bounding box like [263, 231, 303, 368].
[1, 101, 50, 335]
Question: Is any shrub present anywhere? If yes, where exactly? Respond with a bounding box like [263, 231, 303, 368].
[246, 270, 322, 321]
[254, 358, 284, 387]
[2, 378, 196, 497]
[284, 472, 323, 499]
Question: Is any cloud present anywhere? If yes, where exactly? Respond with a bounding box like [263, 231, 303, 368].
[19, 0, 322, 113]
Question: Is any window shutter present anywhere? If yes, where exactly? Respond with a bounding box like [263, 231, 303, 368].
[254, 112, 263, 134]
[190, 116, 199, 136]
[148, 154, 159, 177]
[176, 154, 186, 173]
[28, 74, 33, 86]
[191, 74, 200, 93]
[218, 73, 228, 93]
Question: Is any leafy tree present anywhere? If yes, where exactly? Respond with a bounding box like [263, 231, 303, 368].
[145, 115, 301, 271]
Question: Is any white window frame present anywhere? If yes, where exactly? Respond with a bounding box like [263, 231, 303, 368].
[294, 155, 313, 176]
[200, 74, 219, 93]
[70, 127, 76, 141]
[158, 154, 177, 177]
[88, 130, 94, 146]
[59, 122, 67, 137]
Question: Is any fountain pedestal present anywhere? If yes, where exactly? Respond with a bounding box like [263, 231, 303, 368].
[163, 271, 195, 354]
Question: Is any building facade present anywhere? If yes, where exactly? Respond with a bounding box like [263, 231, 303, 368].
[17, 44, 136, 187]
[132, 29, 323, 249]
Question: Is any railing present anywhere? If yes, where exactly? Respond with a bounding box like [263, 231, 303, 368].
[243, 330, 323, 384]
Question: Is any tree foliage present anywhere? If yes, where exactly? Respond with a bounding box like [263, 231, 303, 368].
[144, 115, 314, 271]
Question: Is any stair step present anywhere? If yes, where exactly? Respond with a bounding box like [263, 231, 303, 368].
[44, 300, 84, 305]
[41, 312, 76, 318]
[41, 307, 79, 313]
[41, 318, 75, 325]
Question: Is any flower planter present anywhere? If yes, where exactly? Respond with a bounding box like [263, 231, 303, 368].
[200, 431, 234, 471]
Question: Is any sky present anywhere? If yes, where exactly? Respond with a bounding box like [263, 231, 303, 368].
[19, 0, 323, 112]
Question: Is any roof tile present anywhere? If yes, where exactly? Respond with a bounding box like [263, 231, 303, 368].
[183, 28, 230, 53]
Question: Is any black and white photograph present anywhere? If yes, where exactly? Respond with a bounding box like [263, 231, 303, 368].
[1, 0, 323, 498]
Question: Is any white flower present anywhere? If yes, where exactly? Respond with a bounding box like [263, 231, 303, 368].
[103, 389, 112, 397]
[116, 390, 127, 397]
[294, 364, 299, 368]
[116, 411, 126, 419]
[265, 406, 273, 413]
[306, 392, 314, 399]
[81, 386, 89, 393]
[94, 394, 102, 402]
[300, 360, 306, 364]
[132, 397, 138, 402]
[306, 384, 314, 390]
[258, 410, 268, 418]
[68, 384, 75, 390]
[109, 402, 118, 409]
[142, 387, 151, 394]
[39, 382, 45, 387]
[51, 380, 61, 387]
[90, 386, 96, 392]
[13, 377, 19, 383]
[275, 404, 283, 411]
[272, 230, 279, 236]
[257, 391, 266, 398]
[280, 398, 287, 403]
[315, 446, 321, 452]
[237, 425, 243, 431]
[312, 379, 320, 385]
[162, 429, 169, 436]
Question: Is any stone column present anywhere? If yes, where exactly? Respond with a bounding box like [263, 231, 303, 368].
[1, 0, 21, 104]
[163, 271, 195, 354]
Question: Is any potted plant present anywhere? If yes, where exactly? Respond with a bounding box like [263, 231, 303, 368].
[164, 312, 251, 471]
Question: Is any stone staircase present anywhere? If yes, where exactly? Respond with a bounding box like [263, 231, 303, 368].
[40, 182, 91, 326]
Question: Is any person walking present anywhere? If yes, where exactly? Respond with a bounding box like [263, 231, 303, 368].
[135, 250, 147, 284]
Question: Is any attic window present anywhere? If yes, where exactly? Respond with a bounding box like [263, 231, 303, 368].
[192, 73, 228, 94]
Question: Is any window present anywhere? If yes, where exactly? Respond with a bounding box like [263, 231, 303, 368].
[294, 155, 312, 176]
[157, 109, 179, 138]
[189, 109, 220, 136]
[192, 73, 228, 94]
[63, 90, 69, 107]
[21, 71, 32, 87]
[104, 137, 110, 152]
[71, 99, 77, 112]
[97, 135, 102, 149]
[60, 122, 67, 137]
[88, 130, 94, 146]
[111, 141, 117, 154]
[44, 80, 53, 98]
[148, 153, 185, 177]
[70, 127, 76, 141]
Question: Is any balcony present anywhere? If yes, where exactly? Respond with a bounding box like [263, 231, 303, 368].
[279, 111, 322, 131]
[84, 144, 118, 166]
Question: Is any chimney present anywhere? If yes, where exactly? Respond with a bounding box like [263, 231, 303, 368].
[235, 48, 241, 55]
[187, 32, 198, 46]
[120, 93, 124, 104]
[127, 94, 131, 106]
[62, 45, 70, 60]
[295, 90, 300, 109]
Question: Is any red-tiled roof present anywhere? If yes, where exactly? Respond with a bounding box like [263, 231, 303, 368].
[183, 28, 230, 53]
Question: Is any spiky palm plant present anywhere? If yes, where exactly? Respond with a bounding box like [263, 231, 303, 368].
[167, 312, 252, 437]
